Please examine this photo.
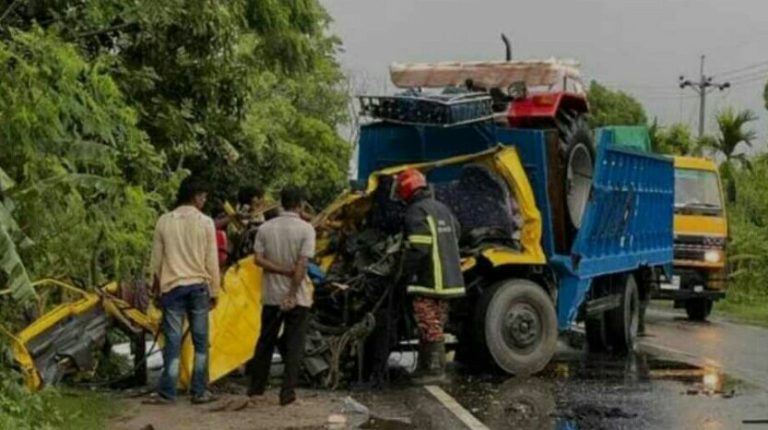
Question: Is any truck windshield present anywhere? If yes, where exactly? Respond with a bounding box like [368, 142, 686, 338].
[674, 168, 723, 216]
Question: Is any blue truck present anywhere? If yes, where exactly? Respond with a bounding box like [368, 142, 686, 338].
[314, 65, 674, 375]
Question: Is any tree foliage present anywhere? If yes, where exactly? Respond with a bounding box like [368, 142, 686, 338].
[0, 0, 350, 296]
[701, 107, 757, 203]
[0, 27, 165, 291]
[702, 107, 758, 161]
[651, 121, 695, 155]
[0, 168, 35, 304]
[586, 81, 648, 128]
[726, 155, 768, 304]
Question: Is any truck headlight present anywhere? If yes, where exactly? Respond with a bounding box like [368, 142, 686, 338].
[704, 249, 723, 263]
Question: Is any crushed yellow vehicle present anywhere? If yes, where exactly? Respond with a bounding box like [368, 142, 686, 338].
[9, 257, 263, 392]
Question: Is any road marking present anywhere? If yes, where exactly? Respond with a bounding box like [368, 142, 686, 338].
[424, 385, 489, 430]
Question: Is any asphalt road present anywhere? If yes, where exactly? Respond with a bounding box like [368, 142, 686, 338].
[641, 307, 768, 389]
[120, 306, 768, 429]
[443, 307, 768, 430]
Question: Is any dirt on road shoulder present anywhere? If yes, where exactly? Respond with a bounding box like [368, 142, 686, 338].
[110, 389, 344, 430]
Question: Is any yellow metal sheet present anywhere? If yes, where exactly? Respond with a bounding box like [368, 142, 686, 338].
[179, 257, 263, 388]
[11, 280, 102, 390]
[490, 147, 546, 265]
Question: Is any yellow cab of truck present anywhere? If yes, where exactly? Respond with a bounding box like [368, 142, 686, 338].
[655, 156, 728, 321]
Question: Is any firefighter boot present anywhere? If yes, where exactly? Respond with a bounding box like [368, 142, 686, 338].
[411, 341, 447, 385]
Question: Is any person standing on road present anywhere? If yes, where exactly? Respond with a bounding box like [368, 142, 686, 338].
[148, 176, 220, 405]
[396, 168, 465, 384]
[248, 186, 315, 406]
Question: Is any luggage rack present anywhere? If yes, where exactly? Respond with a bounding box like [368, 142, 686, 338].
[359, 92, 495, 127]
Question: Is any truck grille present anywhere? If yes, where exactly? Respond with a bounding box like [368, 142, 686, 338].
[674, 234, 726, 247]
[674, 245, 706, 261]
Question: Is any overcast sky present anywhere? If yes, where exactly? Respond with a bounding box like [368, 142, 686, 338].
[322, 0, 768, 146]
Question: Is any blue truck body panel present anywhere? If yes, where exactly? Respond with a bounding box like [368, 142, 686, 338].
[356, 122, 674, 330]
[551, 144, 674, 327]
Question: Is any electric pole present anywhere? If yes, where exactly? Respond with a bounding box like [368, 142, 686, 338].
[679, 55, 731, 138]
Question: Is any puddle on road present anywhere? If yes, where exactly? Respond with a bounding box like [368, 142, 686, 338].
[359, 416, 415, 429]
[540, 353, 741, 396]
[445, 351, 744, 430]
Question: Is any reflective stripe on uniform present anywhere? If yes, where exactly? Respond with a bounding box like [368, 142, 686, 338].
[407, 285, 466, 297]
[426, 215, 444, 291]
[408, 234, 433, 245]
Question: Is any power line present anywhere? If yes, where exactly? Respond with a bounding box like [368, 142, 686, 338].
[728, 72, 768, 86]
[713, 60, 768, 78]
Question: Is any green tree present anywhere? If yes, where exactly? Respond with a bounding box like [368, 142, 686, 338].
[700, 107, 758, 203]
[0, 0, 351, 290]
[724, 155, 768, 304]
[650, 121, 696, 155]
[0, 168, 35, 304]
[2, 0, 351, 205]
[0, 27, 167, 286]
[587, 81, 648, 128]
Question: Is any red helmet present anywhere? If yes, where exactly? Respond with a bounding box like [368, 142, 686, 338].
[396, 168, 427, 201]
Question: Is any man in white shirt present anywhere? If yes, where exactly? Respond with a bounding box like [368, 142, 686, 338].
[248, 186, 315, 406]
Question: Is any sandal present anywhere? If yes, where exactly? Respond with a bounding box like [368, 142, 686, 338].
[142, 393, 175, 405]
[191, 391, 219, 405]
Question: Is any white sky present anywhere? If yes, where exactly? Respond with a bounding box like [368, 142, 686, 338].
[322, 0, 768, 149]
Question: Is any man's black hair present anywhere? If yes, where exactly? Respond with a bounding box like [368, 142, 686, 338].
[175, 175, 209, 207]
[237, 186, 265, 206]
[280, 186, 303, 211]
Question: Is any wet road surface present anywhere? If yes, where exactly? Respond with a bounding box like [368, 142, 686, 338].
[441, 307, 768, 430]
[640, 308, 768, 388]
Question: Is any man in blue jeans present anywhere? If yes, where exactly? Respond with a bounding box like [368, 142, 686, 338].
[148, 176, 221, 404]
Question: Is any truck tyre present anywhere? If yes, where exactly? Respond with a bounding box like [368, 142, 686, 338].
[606, 274, 639, 353]
[482, 279, 558, 375]
[585, 315, 608, 352]
[560, 113, 595, 231]
[685, 298, 713, 321]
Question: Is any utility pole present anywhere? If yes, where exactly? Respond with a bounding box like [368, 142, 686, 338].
[679, 55, 731, 138]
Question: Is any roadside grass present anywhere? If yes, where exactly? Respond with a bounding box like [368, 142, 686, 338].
[0, 385, 118, 430]
[714, 300, 768, 328]
[52, 389, 119, 430]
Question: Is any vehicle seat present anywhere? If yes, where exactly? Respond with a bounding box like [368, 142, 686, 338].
[434, 165, 521, 249]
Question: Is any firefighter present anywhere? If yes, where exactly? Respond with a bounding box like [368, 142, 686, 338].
[396, 168, 465, 384]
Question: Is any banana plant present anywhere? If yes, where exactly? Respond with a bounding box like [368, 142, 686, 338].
[0, 167, 37, 304]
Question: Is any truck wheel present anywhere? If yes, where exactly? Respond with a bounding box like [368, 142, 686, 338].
[482, 279, 558, 375]
[560, 114, 595, 231]
[606, 274, 639, 353]
[585, 315, 608, 352]
[685, 298, 713, 321]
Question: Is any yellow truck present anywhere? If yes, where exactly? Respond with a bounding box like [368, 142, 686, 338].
[655, 156, 728, 321]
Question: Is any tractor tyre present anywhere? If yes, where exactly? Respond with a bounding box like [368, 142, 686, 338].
[481, 279, 558, 376]
[559, 113, 595, 232]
